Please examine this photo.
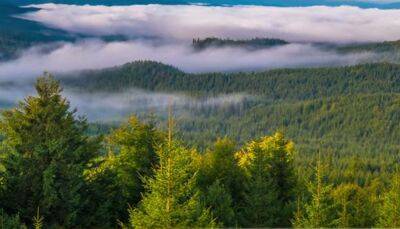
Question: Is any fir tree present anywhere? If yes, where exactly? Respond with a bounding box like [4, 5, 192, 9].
[0, 74, 100, 227]
[129, 142, 215, 228]
[84, 116, 164, 226]
[203, 180, 235, 227]
[198, 138, 245, 227]
[378, 174, 400, 227]
[295, 158, 337, 228]
[332, 183, 378, 227]
[237, 132, 297, 227]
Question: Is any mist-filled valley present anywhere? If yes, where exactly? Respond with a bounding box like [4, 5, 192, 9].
[2, 1, 400, 228]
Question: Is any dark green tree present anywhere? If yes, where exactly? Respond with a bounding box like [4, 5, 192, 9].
[237, 132, 297, 227]
[197, 138, 245, 226]
[0, 74, 100, 227]
[202, 180, 235, 227]
[332, 183, 378, 227]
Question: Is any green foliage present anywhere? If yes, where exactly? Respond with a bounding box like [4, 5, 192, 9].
[378, 173, 400, 227]
[332, 183, 378, 227]
[197, 138, 245, 226]
[1, 68, 400, 228]
[84, 116, 164, 226]
[237, 133, 296, 227]
[295, 159, 337, 227]
[62, 61, 400, 98]
[202, 180, 235, 227]
[0, 74, 100, 227]
[129, 142, 215, 228]
[32, 207, 44, 229]
[62, 61, 400, 161]
[0, 209, 27, 229]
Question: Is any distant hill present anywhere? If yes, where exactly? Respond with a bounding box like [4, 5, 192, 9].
[0, 3, 77, 60]
[61, 61, 400, 153]
[338, 40, 400, 53]
[62, 61, 400, 98]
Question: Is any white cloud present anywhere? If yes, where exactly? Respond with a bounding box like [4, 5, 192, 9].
[0, 39, 373, 80]
[21, 4, 400, 43]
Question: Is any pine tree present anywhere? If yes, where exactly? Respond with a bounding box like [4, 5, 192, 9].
[197, 138, 245, 227]
[128, 142, 215, 228]
[237, 132, 297, 227]
[84, 116, 164, 226]
[332, 183, 378, 227]
[0, 74, 100, 227]
[203, 180, 235, 227]
[295, 158, 337, 228]
[378, 174, 400, 227]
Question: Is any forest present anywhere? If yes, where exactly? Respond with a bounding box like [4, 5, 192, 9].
[1, 74, 400, 228]
[62, 61, 400, 154]
[2, 2, 400, 227]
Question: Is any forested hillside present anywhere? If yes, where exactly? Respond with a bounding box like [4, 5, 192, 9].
[1, 76, 400, 228]
[63, 61, 400, 97]
[61, 62, 400, 157]
[0, 3, 77, 60]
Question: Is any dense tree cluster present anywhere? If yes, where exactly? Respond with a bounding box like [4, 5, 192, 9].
[192, 37, 289, 50]
[1, 75, 399, 228]
[64, 61, 400, 184]
[62, 61, 400, 97]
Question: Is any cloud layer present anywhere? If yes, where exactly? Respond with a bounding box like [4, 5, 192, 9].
[0, 39, 374, 80]
[21, 4, 400, 43]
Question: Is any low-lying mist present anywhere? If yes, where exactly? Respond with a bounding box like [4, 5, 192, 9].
[2, 3, 400, 123]
[0, 39, 376, 81]
[0, 83, 251, 122]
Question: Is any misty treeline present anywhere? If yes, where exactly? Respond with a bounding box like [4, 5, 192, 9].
[0, 75, 400, 229]
[192, 37, 289, 50]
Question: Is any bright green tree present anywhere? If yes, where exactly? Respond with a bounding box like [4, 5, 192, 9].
[294, 158, 337, 228]
[84, 116, 164, 226]
[236, 132, 297, 227]
[129, 142, 215, 228]
[378, 174, 400, 227]
[0, 75, 100, 227]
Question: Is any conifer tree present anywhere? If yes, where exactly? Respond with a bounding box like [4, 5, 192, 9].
[203, 180, 235, 227]
[198, 138, 245, 227]
[237, 132, 296, 227]
[378, 174, 400, 227]
[295, 158, 337, 228]
[84, 116, 164, 225]
[0, 74, 100, 227]
[129, 141, 215, 228]
[332, 183, 377, 227]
